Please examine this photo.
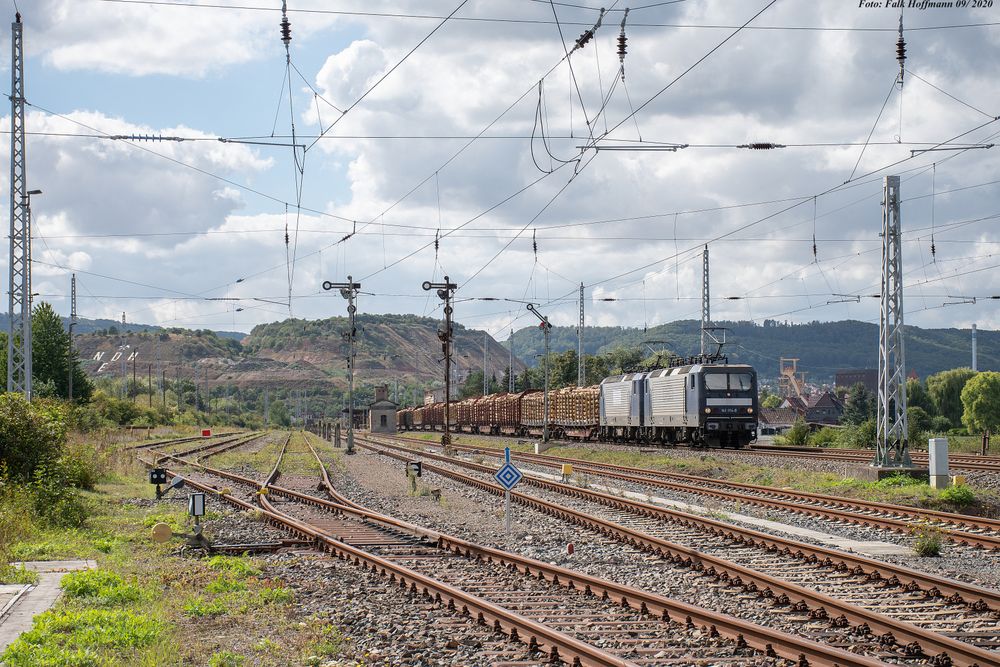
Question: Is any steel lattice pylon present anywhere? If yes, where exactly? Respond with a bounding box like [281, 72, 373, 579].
[875, 175, 912, 467]
[7, 13, 30, 398]
[700, 245, 710, 355]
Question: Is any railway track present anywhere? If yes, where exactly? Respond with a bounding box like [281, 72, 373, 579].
[358, 435, 1000, 666]
[389, 434, 1000, 551]
[747, 445, 1000, 474]
[139, 435, 889, 667]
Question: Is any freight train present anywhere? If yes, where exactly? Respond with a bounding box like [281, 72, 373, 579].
[397, 362, 758, 448]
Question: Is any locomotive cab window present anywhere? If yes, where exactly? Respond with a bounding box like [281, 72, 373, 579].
[704, 373, 754, 391]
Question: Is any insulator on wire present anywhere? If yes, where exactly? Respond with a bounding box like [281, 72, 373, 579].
[532, 229, 538, 259]
[896, 12, 906, 89]
[574, 8, 605, 50]
[812, 236, 818, 261]
[931, 240, 936, 261]
[739, 143, 786, 150]
[280, 1, 292, 49]
[617, 8, 629, 81]
[285, 223, 289, 245]
[434, 230, 440, 255]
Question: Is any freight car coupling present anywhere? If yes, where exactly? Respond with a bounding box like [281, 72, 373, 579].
[398, 362, 758, 450]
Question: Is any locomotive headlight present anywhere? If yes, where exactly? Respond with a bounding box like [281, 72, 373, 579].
[704, 407, 712, 414]
[747, 407, 754, 414]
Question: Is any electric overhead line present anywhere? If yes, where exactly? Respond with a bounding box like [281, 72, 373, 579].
[92, 1, 1000, 33]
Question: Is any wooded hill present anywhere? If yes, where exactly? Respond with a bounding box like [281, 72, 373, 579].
[507, 319, 996, 383]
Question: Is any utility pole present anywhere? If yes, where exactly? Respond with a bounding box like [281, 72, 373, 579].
[483, 330, 488, 396]
[527, 303, 552, 444]
[264, 386, 270, 426]
[7, 13, 34, 399]
[701, 245, 710, 356]
[120, 312, 127, 399]
[161, 369, 166, 408]
[131, 348, 139, 403]
[509, 328, 514, 392]
[204, 366, 210, 416]
[67, 273, 77, 400]
[874, 175, 912, 469]
[323, 276, 361, 454]
[147, 363, 152, 408]
[423, 276, 457, 448]
[577, 282, 585, 386]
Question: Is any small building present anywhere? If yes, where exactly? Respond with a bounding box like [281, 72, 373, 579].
[804, 391, 844, 425]
[835, 369, 877, 394]
[369, 385, 397, 433]
[424, 387, 446, 405]
[759, 408, 800, 435]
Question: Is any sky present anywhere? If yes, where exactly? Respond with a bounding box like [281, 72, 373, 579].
[4, 0, 1000, 339]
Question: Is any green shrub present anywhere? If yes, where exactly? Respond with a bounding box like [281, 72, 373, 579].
[873, 474, 922, 489]
[778, 419, 810, 446]
[182, 595, 229, 617]
[28, 462, 87, 528]
[939, 484, 976, 507]
[0, 394, 67, 482]
[836, 419, 876, 448]
[809, 427, 839, 447]
[0, 563, 38, 585]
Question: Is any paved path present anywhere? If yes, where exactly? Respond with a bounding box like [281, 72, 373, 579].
[0, 560, 96, 657]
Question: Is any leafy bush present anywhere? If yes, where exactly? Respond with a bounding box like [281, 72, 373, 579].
[930, 415, 953, 433]
[0, 394, 67, 482]
[836, 419, 876, 449]
[873, 474, 922, 489]
[779, 419, 810, 446]
[939, 484, 976, 507]
[28, 462, 88, 528]
[809, 427, 839, 447]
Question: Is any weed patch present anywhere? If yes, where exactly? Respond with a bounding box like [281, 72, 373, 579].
[209, 650, 246, 667]
[0, 563, 38, 585]
[939, 484, 976, 507]
[0, 608, 162, 667]
[912, 523, 943, 557]
[61, 569, 148, 606]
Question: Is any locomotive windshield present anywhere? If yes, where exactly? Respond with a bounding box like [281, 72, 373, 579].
[703, 373, 754, 391]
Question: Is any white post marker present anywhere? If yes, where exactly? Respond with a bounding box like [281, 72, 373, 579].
[493, 447, 523, 544]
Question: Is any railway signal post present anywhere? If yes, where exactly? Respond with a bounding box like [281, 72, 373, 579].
[423, 277, 457, 450]
[527, 303, 552, 446]
[323, 276, 361, 454]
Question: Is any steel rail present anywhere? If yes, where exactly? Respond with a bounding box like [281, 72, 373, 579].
[152, 432, 265, 464]
[145, 445, 887, 667]
[362, 437, 1000, 613]
[393, 435, 1000, 550]
[126, 431, 240, 451]
[357, 438, 1000, 667]
[750, 445, 1000, 471]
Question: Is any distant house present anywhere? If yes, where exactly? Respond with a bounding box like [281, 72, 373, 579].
[779, 391, 843, 425]
[369, 385, 397, 434]
[835, 369, 877, 394]
[804, 392, 844, 425]
[780, 395, 807, 413]
[759, 408, 799, 435]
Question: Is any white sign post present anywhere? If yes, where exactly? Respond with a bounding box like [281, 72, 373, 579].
[493, 447, 523, 544]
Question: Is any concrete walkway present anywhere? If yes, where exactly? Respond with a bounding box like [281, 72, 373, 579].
[527, 470, 911, 556]
[0, 560, 96, 657]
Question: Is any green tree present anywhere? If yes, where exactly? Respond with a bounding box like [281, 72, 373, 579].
[781, 418, 810, 446]
[961, 371, 1000, 435]
[30, 302, 93, 401]
[761, 394, 782, 409]
[906, 378, 934, 415]
[842, 383, 876, 425]
[926, 368, 976, 427]
[269, 399, 291, 427]
[907, 406, 933, 445]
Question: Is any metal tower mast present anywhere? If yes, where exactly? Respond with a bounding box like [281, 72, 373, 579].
[323, 276, 361, 454]
[700, 245, 710, 356]
[874, 175, 911, 468]
[120, 312, 127, 398]
[68, 274, 77, 400]
[7, 13, 32, 398]
[577, 282, 585, 386]
[483, 330, 488, 396]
